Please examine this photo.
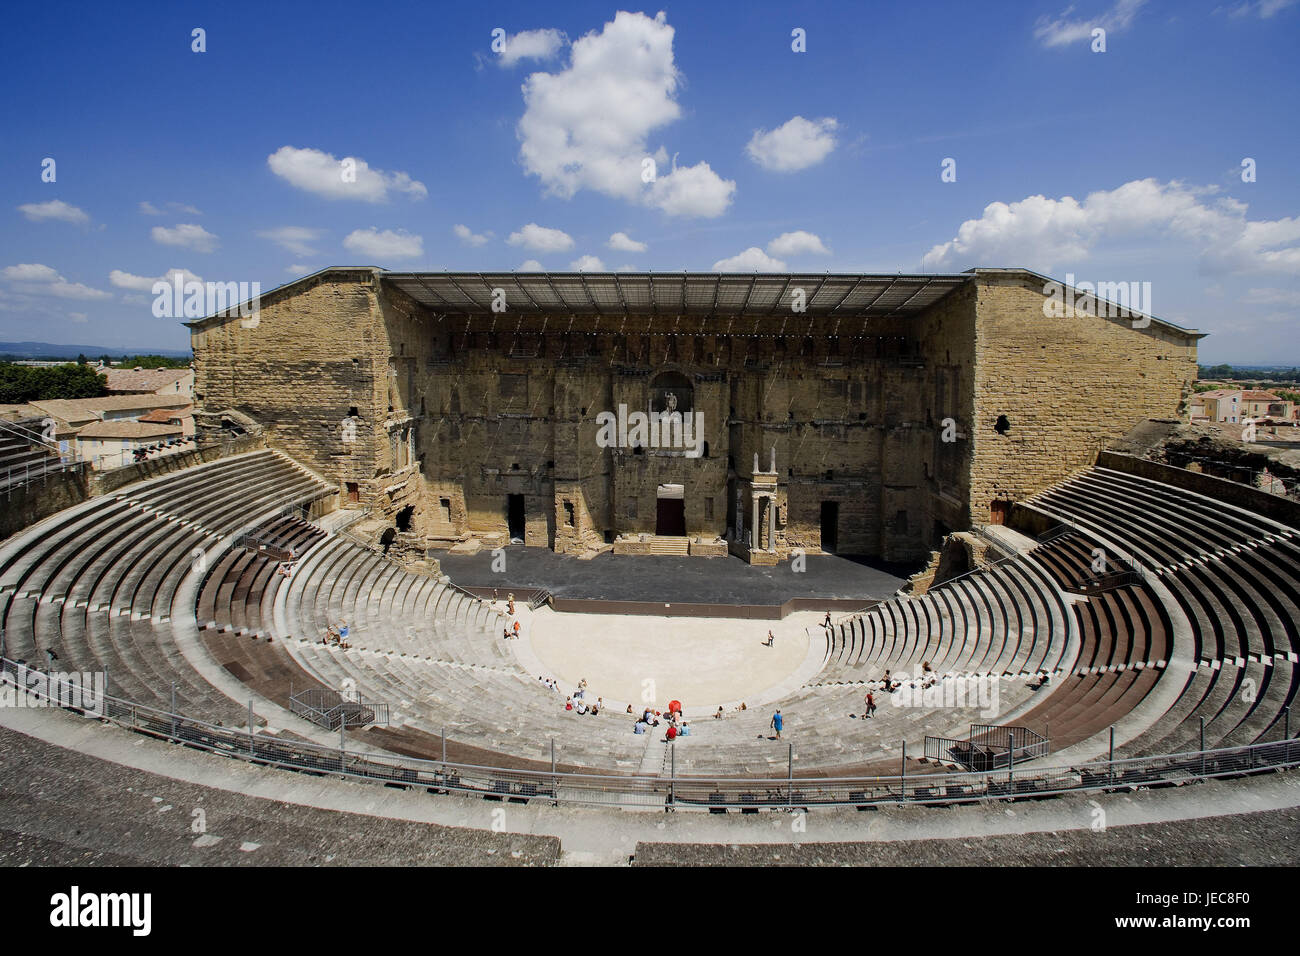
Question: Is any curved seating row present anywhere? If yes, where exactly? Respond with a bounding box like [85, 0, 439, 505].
[1023, 467, 1300, 754]
[0, 450, 334, 725]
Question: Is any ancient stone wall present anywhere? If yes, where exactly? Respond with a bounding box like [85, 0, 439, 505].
[189, 269, 1199, 563]
[967, 274, 1198, 526]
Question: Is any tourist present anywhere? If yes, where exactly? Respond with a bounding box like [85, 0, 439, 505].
[512, 620, 521, 638]
[505, 627, 513, 641]
[633, 719, 647, 735]
[679, 721, 691, 737]
[575, 698, 589, 715]
[715, 706, 724, 720]
[576, 678, 588, 699]
[863, 692, 876, 719]
[339, 620, 349, 643]
[565, 696, 573, 711]
[666, 724, 677, 742]
[823, 611, 832, 629]
[764, 630, 775, 647]
[626, 704, 635, 715]
[592, 698, 602, 716]
[507, 594, 516, 616]
[770, 710, 784, 740]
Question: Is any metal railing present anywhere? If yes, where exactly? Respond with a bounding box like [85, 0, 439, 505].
[2, 655, 1295, 810]
[0, 417, 87, 493]
[288, 686, 388, 730]
[925, 724, 1050, 770]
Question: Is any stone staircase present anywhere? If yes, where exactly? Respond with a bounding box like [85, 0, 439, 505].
[648, 536, 689, 556]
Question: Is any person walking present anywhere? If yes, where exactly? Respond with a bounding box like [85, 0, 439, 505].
[863, 692, 876, 719]
[764, 629, 775, 647]
[770, 709, 784, 740]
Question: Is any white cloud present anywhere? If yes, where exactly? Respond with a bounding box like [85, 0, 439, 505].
[139, 200, 201, 216]
[18, 200, 89, 224]
[267, 146, 427, 202]
[2, 263, 112, 300]
[258, 226, 323, 257]
[151, 223, 219, 253]
[608, 231, 647, 253]
[342, 228, 424, 260]
[1222, 0, 1297, 17]
[648, 161, 736, 217]
[453, 224, 491, 247]
[287, 264, 313, 274]
[767, 230, 830, 257]
[570, 255, 606, 271]
[67, 312, 88, 324]
[711, 247, 788, 272]
[745, 116, 839, 172]
[517, 260, 544, 271]
[2, 263, 59, 283]
[496, 28, 568, 67]
[1035, 0, 1146, 47]
[109, 268, 203, 291]
[516, 11, 735, 218]
[507, 223, 574, 253]
[1242, 287, 1300, 305]
[921, 178, 1300, 275]
[614, 264, 640, 272]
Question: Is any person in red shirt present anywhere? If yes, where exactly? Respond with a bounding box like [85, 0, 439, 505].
[666, 724, 678, 742]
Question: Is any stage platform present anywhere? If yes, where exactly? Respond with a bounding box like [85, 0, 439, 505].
[437, 547, 915, 617]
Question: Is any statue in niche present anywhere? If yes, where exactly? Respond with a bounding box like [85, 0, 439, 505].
[770, 446, 776, 474]
[753, 452, 760, 475]
[664, 392, 678, 414]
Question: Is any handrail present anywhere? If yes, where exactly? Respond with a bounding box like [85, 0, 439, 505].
[0, 416, 65, 455]
[2, 655, 1294, 810]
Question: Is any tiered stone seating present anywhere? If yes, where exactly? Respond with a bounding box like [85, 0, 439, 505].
[0, 450, 334, 725]
[1023, 466, 1300, 754]
[197, 515, 325, 639]
[271, 535, 650, 770]
[825, 553, 1075, 683]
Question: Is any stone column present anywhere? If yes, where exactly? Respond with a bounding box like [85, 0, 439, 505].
[767, 494, 776, 553]
[752, 496, 761, 551]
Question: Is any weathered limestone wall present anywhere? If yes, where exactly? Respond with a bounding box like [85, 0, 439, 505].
[967, 274, 1198, 525]
[188, 269, 1199, 563]
[190, 269, 418, 523]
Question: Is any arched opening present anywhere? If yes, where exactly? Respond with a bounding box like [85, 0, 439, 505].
[650, 370, 693, 415]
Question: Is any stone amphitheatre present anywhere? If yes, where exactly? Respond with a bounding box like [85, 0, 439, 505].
[2, 267, 1298, 867]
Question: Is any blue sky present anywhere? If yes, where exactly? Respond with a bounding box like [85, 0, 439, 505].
[1, 0, 1297, 362]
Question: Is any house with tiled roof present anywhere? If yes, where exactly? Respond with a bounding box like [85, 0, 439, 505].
[75, 419, 188, 470]
[1193, 388, 1294, 424]
[103, 366, 194, 399]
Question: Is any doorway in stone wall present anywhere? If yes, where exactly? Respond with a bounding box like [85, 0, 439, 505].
[989, 499, 1012, 525]
[507, 494, 526, 543]
[820, 501, 839, 553]
[655, 483, 685, 537]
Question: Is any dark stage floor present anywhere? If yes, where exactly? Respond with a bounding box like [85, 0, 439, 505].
[436, 548, 915, 606]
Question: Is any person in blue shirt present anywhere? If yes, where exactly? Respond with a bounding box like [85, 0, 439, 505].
[771, 710, 783, 739]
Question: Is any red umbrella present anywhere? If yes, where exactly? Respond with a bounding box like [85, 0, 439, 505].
[669, 699, 682, 714]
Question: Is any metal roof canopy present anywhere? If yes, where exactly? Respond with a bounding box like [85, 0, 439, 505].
[383, 272, 969, 318]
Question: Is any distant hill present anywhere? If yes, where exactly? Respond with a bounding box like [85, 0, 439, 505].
[0, 341, 192, 360]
